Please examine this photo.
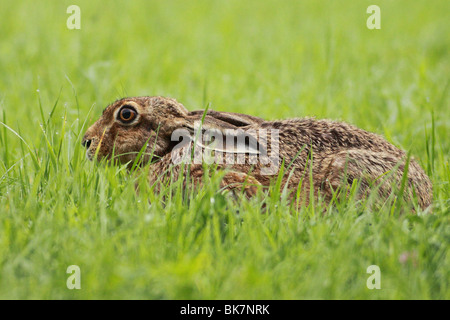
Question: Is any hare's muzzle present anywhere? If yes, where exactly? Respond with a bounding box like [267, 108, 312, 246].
[81, 138, 92, 149]
[81, 135, 95, 161]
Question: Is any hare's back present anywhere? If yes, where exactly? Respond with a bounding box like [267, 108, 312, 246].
[260, 118, 404, 156]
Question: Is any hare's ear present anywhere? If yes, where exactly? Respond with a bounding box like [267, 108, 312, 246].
[188, 110, 264, 127]
[182, 115, 264, 155]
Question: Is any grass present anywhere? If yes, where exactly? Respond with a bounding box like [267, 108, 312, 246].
[0, 0, 448, 299]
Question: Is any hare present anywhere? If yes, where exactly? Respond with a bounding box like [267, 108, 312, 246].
[82, 96, 432, 210]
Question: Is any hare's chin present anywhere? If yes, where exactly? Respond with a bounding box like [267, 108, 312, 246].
[86, 150, 94, 161]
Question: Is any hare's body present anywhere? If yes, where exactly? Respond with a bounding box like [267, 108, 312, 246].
[82, 96, 432, 210]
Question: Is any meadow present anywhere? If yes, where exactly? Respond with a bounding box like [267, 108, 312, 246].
[0, 0, 448, 299]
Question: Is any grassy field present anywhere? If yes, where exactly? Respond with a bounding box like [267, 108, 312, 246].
[0, 0, 448, 299]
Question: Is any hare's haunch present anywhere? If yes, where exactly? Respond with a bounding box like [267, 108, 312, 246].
[82, 96, 432, 209]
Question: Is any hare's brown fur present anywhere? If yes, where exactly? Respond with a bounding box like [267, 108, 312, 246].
[82, 96, 432, 210]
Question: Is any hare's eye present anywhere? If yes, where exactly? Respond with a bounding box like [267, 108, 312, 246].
[118, 106, 137, 123]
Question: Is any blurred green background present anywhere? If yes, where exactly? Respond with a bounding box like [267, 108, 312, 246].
[1, 1, 448, 137]
[0, 0, 448, 299]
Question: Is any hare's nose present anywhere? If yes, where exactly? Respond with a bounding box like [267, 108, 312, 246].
[82, 138, 92, 149]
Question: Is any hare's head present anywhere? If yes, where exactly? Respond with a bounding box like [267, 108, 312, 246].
[82, 96, 192, 165]
[82, 96, 264, 166]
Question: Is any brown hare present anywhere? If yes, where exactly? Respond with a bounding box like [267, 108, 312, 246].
[82, 96, 432, 210]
